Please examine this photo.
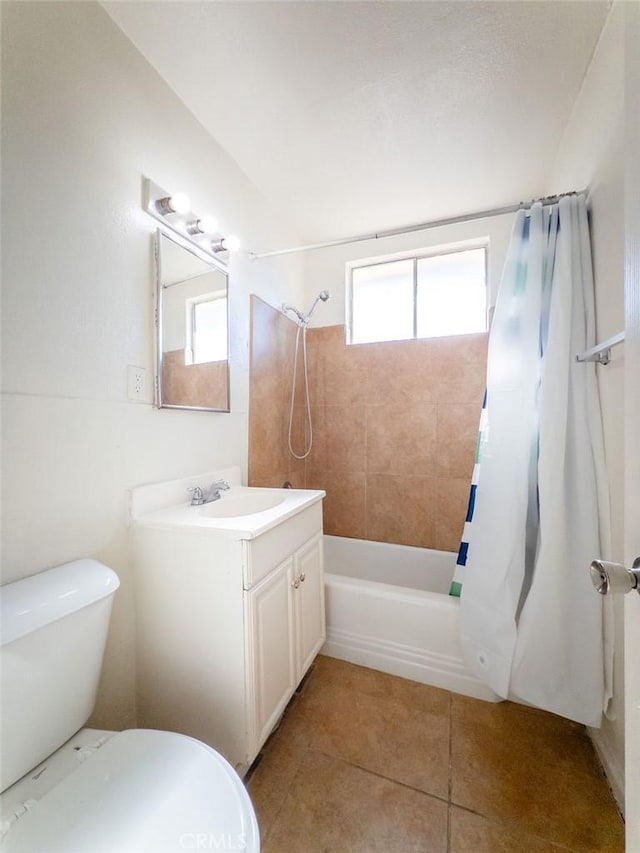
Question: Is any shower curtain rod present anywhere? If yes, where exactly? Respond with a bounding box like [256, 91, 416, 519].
[250, 189, 587, 260]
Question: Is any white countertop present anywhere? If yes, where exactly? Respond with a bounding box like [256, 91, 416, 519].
[131, 485, 325, 540]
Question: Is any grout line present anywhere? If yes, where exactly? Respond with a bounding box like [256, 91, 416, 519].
[447, 804, 583, 853]
[309, 746, 451, 807]
[363, 402, 369, 539]
[248, 707, 311, 845]
[257, 756, 304, 847]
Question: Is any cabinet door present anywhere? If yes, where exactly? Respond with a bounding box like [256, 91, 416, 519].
[294, 533, 326, 681]
[246, 557, 296, 756]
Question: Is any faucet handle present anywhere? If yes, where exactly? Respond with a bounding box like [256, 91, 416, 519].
[187, 486, 205, 505]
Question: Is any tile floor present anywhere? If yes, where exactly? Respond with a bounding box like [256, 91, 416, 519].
[247, 656, 624, 852]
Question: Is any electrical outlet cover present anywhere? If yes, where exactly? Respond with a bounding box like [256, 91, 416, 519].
[127, 365, 147, 401]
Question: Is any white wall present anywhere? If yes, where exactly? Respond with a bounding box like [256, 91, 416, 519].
[546, 1, 626, 808]
[1, 1, 304, 728]
[300, 215, 515, 329]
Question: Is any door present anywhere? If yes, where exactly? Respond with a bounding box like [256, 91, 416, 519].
[624, 2, 640, 846]
[294, 533, 326, 680]
[246, 557, 296, 755]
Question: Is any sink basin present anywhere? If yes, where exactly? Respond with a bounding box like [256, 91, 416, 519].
[199, 492, 286, 518]
[130, 469, 325, 539]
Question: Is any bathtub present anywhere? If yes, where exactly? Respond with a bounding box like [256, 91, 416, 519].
[322, 535, 500, 702]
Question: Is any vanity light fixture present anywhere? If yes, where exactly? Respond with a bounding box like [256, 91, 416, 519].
[186, 216, 219, 236]
[211, 235, 241, 254]
[144, 177, 241, 268]
[156, 193, 191, 216]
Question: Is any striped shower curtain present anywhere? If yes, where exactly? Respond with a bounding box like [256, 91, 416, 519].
[448, 391, 487, 598]
[457, 196, 611, 727]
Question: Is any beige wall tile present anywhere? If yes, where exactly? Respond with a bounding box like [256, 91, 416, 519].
[249, 472, 303, 489]
[307, 468, 365, 538]
[436, 402, 480, 479]
[308, 325, 369, 406]
[366, 474, 437, 548]
[249, 403, 288, 481]
[435, 478, 470, 552]
[287, 466, 307, 489]
[365, 338, 440, 406]
[308, 404, 366, 473]
[249, 296, 300, 483]
[249, 296, 295, 402]
[366, 402, 437, 476]
[431, 334, 488, 404]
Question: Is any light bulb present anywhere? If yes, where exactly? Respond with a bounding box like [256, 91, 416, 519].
[186, 215, 219, 236]
[168, 193, 190, 215]
[197, 216, 218, 235]
[211, 235, 241, 254]
[157, 193, 191, 216]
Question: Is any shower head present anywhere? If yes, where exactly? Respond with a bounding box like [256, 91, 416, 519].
[282, 303, 306, 324]
[283, 291, 331, 326]
[307, 290, 331, 319]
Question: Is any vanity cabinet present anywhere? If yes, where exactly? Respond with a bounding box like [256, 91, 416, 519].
[132, 499, 325, 775]
[247, 533, 324, 754]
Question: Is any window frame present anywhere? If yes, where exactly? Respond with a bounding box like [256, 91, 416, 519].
[346, 240, 489, 345]
[184, 290, 228, 365]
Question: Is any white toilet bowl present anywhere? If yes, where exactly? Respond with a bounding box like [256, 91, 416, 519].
[0, 560, 259, 852]
[1, 728, 258, 853]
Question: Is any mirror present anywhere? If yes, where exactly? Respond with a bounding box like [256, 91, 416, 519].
[155, 231, 230, 412]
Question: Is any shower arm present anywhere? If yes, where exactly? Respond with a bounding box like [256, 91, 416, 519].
[282, 290, 330, 327]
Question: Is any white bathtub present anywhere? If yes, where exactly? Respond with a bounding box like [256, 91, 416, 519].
[322, 535, 500, 702]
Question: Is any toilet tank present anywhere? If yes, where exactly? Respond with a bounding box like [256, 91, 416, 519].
[0, 560, 120, 792]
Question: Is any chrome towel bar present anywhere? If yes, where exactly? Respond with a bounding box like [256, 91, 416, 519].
[576, 331, 625, 365]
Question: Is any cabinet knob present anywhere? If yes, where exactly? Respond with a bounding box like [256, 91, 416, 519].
[300, 572, 306, 583]
[292, 577, 300, 589]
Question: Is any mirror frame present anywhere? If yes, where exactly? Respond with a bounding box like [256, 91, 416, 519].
[154, 229, 231, 412]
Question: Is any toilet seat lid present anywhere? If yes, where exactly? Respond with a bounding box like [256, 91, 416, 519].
[1, 729, 259, 853]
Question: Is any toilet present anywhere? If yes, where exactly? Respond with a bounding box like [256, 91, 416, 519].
[0, 560, 259, 852]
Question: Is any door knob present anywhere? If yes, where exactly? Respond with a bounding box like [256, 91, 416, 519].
[590, 557, 640, 595]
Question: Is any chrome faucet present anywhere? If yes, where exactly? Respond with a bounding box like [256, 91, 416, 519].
[187, 480, 231, 506]
[207, 479, 231, 501]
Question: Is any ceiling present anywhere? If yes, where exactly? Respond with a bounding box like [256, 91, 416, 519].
[103, 1, 610, 246]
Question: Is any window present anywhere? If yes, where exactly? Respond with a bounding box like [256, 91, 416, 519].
[185, 293, 228, 364]
[348, 246, 487, 344]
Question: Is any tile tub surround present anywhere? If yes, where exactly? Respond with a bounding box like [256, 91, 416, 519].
[248, 296, 306, 489]
[305, 326, 487, 550]
[247, 656, 624, 853]
[248, 309, 487, 551]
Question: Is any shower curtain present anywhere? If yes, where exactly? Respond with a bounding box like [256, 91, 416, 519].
[460, 196, 611, 727]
